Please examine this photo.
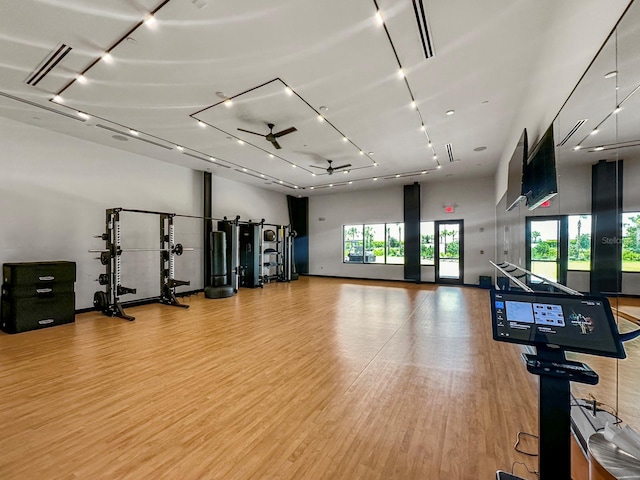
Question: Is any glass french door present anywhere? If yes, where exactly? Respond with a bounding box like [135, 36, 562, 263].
[435, 220, 464, 284]
[526, 217, 568, 285]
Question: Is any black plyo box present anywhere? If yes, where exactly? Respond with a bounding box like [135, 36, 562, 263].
[1, 293, 75, 334]
[3, 261, 76, 286]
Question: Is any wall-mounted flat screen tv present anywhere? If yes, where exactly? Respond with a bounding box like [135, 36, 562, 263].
[506, 129, 528, 211]
[523, 125, 557, 210]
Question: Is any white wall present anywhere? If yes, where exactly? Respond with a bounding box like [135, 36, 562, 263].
[308, 176, 496, 284]
[211, 175, 289, 226]
[0, 117, 290, 310]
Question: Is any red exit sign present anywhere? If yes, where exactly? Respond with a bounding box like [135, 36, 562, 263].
[444, 205, 455, 213]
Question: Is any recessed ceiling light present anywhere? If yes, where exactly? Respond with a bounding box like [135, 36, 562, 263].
[76, 74, 87, 84]
[411, 101, 417, 109]
[260, 174, 265, 178]
[101, 52, 113, 64]
[237, 139, 244, 145]
[77, 111, 89, 120]
[52, 95, 63, 103]
[348, 181, 353, 185]
[176, 145, 184, 151]
[437, 165, 442, 169]
[433, 154, 438, 160]
[294, 186, 299, 189]
[292, 164, 297, 168]
[319, 106, 329, 112]
[604, 71, 618, 79]
[198, 121, 206, 128]
[375, 10, 384, 25]
[373, 177, 378, 181]
[312, 173, 316, 177]
[398, 68, 405, 78]
[343, 170, 349, 174]
[613, 106, 622, 114]
[317, 115, 324, 122]
[210, 157, 216, 161]
[279, 180, 283, 184]
[368, 152, 374, 155]
[242, 168, 247, 172]
[594, 146, 604, 151]
[420, 125, 426, 131]
[269, 154, 274, 158]
[421, 170, 427, 174]
[446, 110, 455, 116]
[573, 146, 581, 151]
[359, 150, 364, 155]
[224, 99, 233, 107]
[428, 141, 432, 148]
[310, 186, 315, 190]
[342, 136, 348, 142]
[329, 184, 333, 187]
[395, 174, 400, 178]
[473, 146, 487, 152]
[373, 163, 378, 167]
[590, 129, 599, 135]
[129, 129, 139, 136]
[284, 86, 293, 96]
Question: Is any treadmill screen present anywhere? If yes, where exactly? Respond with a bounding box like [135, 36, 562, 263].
[491, 290, 626, 358]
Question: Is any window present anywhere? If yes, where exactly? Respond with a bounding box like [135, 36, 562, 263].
[386, 223, 404, 264]
[343, 225, 363, 263]
[364, 224, 385, 264]
[420, 221, 435, 265]
[568, 215, 591, 271]
[622, 212, 640, 272]
[342, 223, 406, 264]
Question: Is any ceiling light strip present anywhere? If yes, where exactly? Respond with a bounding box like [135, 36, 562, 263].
[54, 0, 172, 98]
[372, 1, 438, 166]
[26, 44, 72, 86]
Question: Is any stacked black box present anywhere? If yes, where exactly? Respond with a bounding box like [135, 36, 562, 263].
[1, 261, 76, 334]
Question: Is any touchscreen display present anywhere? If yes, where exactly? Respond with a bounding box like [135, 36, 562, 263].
[491, 290, 625, 358]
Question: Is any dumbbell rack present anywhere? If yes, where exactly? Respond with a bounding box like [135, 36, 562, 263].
[93, 208, 190, 321]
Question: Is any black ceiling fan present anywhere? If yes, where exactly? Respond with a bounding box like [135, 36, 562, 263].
[237, 123, 297, 149]
[309, 159, 352, 175]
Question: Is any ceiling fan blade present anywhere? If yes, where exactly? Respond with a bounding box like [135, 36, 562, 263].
[273, 127, 297, 138]
[333, 164, 352, 170]
[308, 165, 326, 169]
[271, 140, 282, 149]
[237, 128, 266, 136]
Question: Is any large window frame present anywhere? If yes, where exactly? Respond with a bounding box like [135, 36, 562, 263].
[622, 212, 640, 273]
[342, 223, 405, 265]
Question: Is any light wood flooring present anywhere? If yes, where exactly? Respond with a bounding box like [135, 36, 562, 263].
[1, 277, 543, 479]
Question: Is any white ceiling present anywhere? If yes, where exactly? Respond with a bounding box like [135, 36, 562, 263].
[0, 0, 633, 195]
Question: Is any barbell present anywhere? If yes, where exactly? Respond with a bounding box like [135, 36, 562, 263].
[90, 243, 192, 256]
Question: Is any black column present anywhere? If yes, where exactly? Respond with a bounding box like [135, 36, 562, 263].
[287, 195, 309, 274]
[404, 182, 421, 282]
[204, 172, 212, 287]
[590, 160, 622, 294]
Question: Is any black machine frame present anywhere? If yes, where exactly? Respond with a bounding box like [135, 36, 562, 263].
[490, 287, 631, 480]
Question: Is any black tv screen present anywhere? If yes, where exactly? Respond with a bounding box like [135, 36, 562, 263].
[491, 289, 626, 358]
[523, 125, 557, 210]
[506, 129, 528, 211]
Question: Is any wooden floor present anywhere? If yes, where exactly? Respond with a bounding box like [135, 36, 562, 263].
[0, 277, 541, 479]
